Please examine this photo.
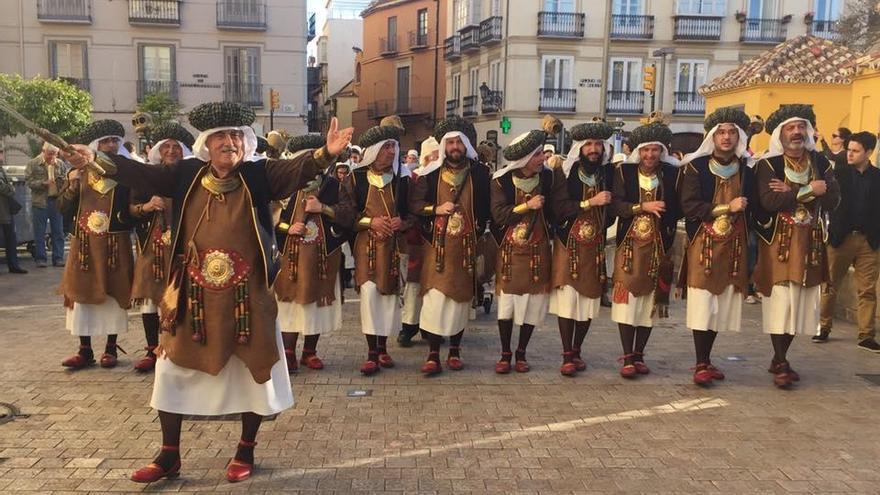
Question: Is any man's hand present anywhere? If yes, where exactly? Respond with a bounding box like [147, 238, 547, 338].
[61, 144, 94, 170]
[304, 195, 323, 213]
[642, 201, 666, 218]
[589, 191, 612, 207]
[388, 216, 403, 232]
[325, 117, 354, 157]
[813, 130, 823, 142]
[67, 169, 81, 181]
[526, 195, 545, 210]
[288, 222, 306, 236]
[729, 196, 748, 213]
[810, 180, 827, 197]
[370, 216, 393, 238]
[143, 196, 165, 213]
[768, 179, 791, 193]
[435, 201, 456, 216]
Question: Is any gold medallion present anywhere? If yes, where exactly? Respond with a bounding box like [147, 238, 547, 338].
[302, 219, 320, 243]
[510, 221, 530, 246]
[85, 210, 110, 235]
[160, 229, 172, 246]
[632, 215, 654, 240]
[446, 211, 465, 236]
[711, 214, 732, 237]
[202, 251, 234, 287]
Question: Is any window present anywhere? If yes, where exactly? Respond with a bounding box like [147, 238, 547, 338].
[49, 41, 87, 81]
[490, 0, 501, 16]
[453, 0, 467, 30]
[468, 67, 479, 96]
[469, 0, 481, 24]
[676, 59, 708, 93]
[417, 9, 428, 37]
[451, 72, 461, 101]
[814, 0, 842, 21]
[609, 57, 642, 92]
[544, 0, 574, 12]
[541, 55, 573, 90]
[676, 0, 725, 15]
[489, 60, 501, 90]
[225, 46, 262, 105]
[747, 0, 778, 17]
[613, 0, 643, 15]
[387, 16, 397, 50]
[397, 66, 410, 112]
[139, 45, 174, 83]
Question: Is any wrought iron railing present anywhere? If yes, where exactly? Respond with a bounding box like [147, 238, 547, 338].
[37, 0, 91, 23]
[481, 90, 503, 114]
[539, 88, 576, 113]
[129, 0, 180, 25]
[809, 19, 839, 41]
[606, 90, 645, 114]
[739, 18, 787, 43]
[479, 16, 503, 44]
[672, 92, 705, 115]
[673, 15, 722, 41]
[409, 30, 429, 49]
[537, 12, 585, 38]
[462, 95, 478, 117]
[444, 35, 461, 60]
[137, 80, 179, 102]
[611, 15, 654, 39]
[225, 81, 263, 107]
[217, 0, 267, 30]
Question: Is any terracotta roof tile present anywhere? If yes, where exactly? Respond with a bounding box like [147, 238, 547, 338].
[700, 35, 860, 95]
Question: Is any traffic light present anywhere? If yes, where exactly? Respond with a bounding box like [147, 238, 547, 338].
[269, 89, 280, 110]
[643, 65, 656, 93]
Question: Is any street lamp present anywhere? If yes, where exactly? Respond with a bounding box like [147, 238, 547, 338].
[651, 47, 675, 113]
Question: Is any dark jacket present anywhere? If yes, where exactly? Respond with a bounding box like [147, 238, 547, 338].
[612, 161, 682, 251]
[827, 162, 880, 249]
[681, 155, 755, 242]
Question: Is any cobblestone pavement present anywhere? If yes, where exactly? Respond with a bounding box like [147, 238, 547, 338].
[1, 264, 880, 494]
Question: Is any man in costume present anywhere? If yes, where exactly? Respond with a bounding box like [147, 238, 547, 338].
[409, 116, 491, 374]
[129, 123, 194, 372]
[63, 103, 352, 482]
[752, 104, 839, 388]
[58, 119, 135, 370]
[679, 108, 754, 385]
[274, 134, 353, 372]
[490, 127, 561, 373]
[611, 122, 681, 378]
[550, 119, 616, 376]
[347, 124, 409, 374]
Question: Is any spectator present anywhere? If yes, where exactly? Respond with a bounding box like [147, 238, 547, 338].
[817, 132, 880, 352]
[349, 145, 362, 165]
[543, 143, 555, 160]
[816, 127, 851, 168]
[334, 163, 350, 181]
[0, 164, 28, 274]
[25, 142, 67, 267]
[403, 149, 419, 173]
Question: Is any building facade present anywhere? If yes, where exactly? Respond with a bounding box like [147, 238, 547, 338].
[0, 0, 310, 161]
[352, 0, 448, 151]
[443, 0, 849, 150]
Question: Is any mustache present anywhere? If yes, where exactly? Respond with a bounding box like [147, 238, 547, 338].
[220, 146, 239, 153]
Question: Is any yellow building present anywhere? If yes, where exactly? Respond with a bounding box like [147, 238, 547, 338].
[846, 51, 880, 160]
[700, 35, 858, 154]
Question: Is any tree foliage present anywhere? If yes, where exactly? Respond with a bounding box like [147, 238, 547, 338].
[136, 92, 183, 128]
[0, 74, 92, 143]
[835, 0, 880, 54]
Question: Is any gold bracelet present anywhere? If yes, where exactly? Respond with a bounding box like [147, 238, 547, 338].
[312, 146, 335, 168]
[356, 216, 372, 230]
[421, 204, 435, 215]
[277, 222, 291, 233]
[321, 205, 335, 219]
[579, 200, 592, 211]
[631, 204, 642, 215]
[711, 204, 730, 217]
[797, 185, 815, 203]
[513, 203, 529, 215]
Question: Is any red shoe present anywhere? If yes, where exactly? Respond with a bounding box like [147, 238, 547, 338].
[572, 347, 587, 371]
[133, 347, 157, 372]
[693, 364, 714, 386]
[421, 353, 442, 375]
[560, 352, 578, 376]
[514, 360, 530, 373]
[632, 352, 650, 374]
[100, 344, 126, 369]
[226, 440, 257, 483]
[619, 354, 638, 379]
[284, 349, 298, 373]
[377, 352, 394, 368]
[130, 446, 180, 483]
[706, 364, 725, 380]
[446, 346, 464, 371]
[360, 359, 380, 376]
[767, 361, 800, 381]
[770, 362, 794, 388]
[62, 346, 95, 369]
[495, 352, 512, 374]
[300, 352, 324, 370]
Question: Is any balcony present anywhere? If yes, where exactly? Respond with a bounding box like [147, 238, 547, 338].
[444, 35, 461, 60]
[739, 18, 787, 43]
[409, 30, 429, 50]
[606, 90, 645, 115]
[672, 92, 705, 115]
[307, 13, 316, 42]
[537, 12, 585, 38]
[379, 36, 399, 56]
[225, 81, 263, 107]
[539, 88, 576, 113]
[37, 0, 91, 23]
[217, 0, 267, 30]
[481, 90, 503, 114]
[460, 25, 480, 52]
[446, 99, 460, 116]
[137, 80, 179, 102]
[809, 19, 839, 41]
[673, 15, 722, 41]
[479, 16, 503, 44]
[367, 97, 432, 119]
[611, 15, 654, 39]
[129, 0, 180, 26]
[58, 77, 90, 92]
[462, 95, 478, 117]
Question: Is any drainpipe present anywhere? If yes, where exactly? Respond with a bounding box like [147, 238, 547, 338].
[502, 0, 509, 122]
[18, 0, 25, 74]
[598, 0, 612, 116]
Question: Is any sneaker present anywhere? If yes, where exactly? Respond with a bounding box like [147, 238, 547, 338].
[857, 338, 880, 353]
[812, 328, 831, 343]
[35, 260, 47, 268]
[744, 295, 757, 304]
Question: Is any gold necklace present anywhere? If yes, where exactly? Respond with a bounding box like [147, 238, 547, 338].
[200, 169, 242, 196]
[440, 166, 467, 189]
[367, 168, 394, 188]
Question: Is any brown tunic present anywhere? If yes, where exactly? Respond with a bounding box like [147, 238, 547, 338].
[273, 190, 341, 307]
[753, 157, 840, 295]
[131, 202, 173, 303]
[681, 163, 748, 295]
[418, 169, 477, 303]
[58, 174, 133, 309]
[353, 175, 404, 295]
[550, 171, 607, 299]
[613, 185, 663, 297]
[490, 176, 551, 295]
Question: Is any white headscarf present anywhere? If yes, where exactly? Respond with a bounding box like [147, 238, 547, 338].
[416, 131, 478, 177]
[419, 136, 440, 167]
[758, 117, 817, 161]
[147, 138, 193, 165]
[562, 139, 613, 178]
[680, 124, 750, 168]
[351, 138, 401, 176]
[492, 131, 546, 179]
[623, 141, 681, 167]
[89, 135, 133, 160]
[191, 126, 258, 163]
